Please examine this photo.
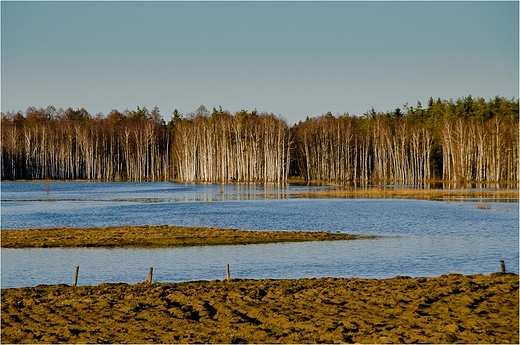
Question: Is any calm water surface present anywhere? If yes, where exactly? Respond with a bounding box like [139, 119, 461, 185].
[1, 182, 518, 288]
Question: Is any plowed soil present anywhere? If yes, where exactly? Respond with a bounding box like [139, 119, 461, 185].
[2, 273, 517, 344]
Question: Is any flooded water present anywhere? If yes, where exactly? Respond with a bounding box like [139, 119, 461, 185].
[1, 182, 518, 288]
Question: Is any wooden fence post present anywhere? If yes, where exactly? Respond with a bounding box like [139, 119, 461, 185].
[73, 266, 79, 287]
[226, 264, 231, 281]
[500, 260, 506, 273]
[147, 267, 153, 283]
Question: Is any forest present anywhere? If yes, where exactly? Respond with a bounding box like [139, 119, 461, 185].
[1, 96, 518, 184]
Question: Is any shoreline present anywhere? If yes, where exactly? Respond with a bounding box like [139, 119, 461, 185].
[3, 180, 518, 202]
[0, 225, 377, 249]
[2, 273, 518, 343]
[290, 186, 519, 201]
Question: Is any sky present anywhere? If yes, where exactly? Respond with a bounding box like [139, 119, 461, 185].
[2, 1, 518, 125]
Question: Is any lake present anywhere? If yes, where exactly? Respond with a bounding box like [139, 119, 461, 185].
[1, 181, 518, 288]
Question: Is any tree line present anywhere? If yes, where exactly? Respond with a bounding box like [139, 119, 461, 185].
[1, 96, 518, 184]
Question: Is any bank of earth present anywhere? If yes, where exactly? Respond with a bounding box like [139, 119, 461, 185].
[2, 273, 517, 344]
[1, 225, 375, 249]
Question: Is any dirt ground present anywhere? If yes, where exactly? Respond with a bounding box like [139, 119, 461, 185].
[1, 273, 517, 344]
[1, 225, 373, 249]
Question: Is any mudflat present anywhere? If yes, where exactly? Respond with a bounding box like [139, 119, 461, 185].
[1, 225, 373, 249]
[2, 273, 517, 344]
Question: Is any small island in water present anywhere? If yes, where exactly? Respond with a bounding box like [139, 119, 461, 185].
[0, 225, 376, 249]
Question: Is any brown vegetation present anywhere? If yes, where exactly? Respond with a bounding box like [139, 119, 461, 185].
[292, 186, 519, 201]
[0, 225, 372, 249]
[2, 273, 517, 344]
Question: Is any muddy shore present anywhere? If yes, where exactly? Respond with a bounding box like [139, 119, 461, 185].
[0, 225, 375, 249]
[1, 273, 517, 344]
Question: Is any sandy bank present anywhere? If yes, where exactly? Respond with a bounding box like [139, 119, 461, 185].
[0, 225, 375, 249]
[1, 273, 517, 344]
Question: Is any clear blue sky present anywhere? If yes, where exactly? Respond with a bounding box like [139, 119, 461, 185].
[2, 1, 518, 125]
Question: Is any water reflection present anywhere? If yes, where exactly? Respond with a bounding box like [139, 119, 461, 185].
[2, 181, 516, 204]
[1, 181, 313, 203]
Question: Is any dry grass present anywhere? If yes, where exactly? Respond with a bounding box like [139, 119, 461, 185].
[0, 225, 375, 249]
[292, 187, 519, 201]
[2, 273, 517, 344]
